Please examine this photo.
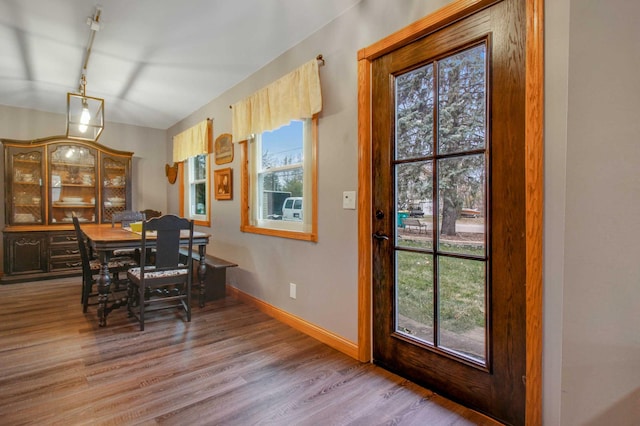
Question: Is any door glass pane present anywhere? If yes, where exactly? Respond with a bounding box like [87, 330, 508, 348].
[396, 251, 434, 344]
[438, 256, 486, 362]
[396, 161, 433, 250]
[392, 41, 488, 367]
[437, 154, 485, 256]
[396, 63, 434, 160]
[437, 44, 486, 155]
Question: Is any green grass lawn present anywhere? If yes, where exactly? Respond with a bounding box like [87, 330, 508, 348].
[396, 244, 485, 335]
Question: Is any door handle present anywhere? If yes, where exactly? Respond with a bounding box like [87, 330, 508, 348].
[372, 232, 389, 241]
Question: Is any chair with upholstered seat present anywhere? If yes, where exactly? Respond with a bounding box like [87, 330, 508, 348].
[73, 217, 139, 313]
[127, 214, 194, 331]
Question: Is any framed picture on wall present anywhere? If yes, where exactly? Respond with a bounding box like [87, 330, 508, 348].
[214, 133, 233, 165]
[214, 167, 232, 200]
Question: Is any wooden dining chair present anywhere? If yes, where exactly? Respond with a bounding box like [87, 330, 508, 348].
[133, 210, 159, 261]
[73, 217, 138, 313]
[126, 214, 194, 331]
[140, 209, 162, 219]
[111, 210, 146, 263]
[112, 210, 146, 228]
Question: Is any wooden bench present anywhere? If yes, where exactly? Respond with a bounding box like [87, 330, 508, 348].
[402, 217, 428, 234]
[179, 249, 238, 303]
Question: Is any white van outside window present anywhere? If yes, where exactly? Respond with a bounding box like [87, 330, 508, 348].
[282, 197, 303, 221]
[240, 116, 318, 242]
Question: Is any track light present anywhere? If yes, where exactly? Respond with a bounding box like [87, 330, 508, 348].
[65, 7, 104, 141]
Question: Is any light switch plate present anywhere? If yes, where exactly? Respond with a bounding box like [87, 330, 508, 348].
[343, 191, 357, 209]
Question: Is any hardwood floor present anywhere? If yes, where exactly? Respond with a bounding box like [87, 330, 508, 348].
[0, 277, 501, 425]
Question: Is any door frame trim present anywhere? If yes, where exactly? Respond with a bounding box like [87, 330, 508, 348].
[356, 0, 543, 423]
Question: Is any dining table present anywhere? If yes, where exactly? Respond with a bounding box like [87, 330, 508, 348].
[80, 223, 211, 327]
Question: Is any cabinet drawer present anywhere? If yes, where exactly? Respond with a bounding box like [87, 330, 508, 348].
[49, 246, 81, 258]
[50, 258, 83, 271]
[48, 231, 81, 272]
[49, 233, 77, 245]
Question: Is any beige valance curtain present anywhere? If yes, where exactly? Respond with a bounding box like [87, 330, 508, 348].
[172, 119, 211, 162]
[232, 58, 322, 141]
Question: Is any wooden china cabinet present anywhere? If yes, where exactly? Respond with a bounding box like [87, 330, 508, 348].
[1, 136, 133, 283]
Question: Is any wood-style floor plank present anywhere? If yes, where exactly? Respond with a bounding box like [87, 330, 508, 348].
[0, 278, 500, 425]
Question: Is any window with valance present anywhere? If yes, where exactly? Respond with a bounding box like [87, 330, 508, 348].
[234, 58, 322, 241]
[173, 119, 212, 226]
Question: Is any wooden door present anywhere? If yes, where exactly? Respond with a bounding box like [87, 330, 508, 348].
[371, 1, 528, 424]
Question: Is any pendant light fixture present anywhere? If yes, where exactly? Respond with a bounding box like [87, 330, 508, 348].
[67, 74, 104, 141]
[66, 6, 104, 141]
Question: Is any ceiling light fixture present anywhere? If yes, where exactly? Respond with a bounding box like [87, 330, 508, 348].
[66, 6, 104, 141]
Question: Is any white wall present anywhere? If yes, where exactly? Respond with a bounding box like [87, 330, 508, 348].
[543, 0, 570, 423]
[560, 0, 640, 424]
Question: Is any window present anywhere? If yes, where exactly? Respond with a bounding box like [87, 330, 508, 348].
[241, 116, 317, 241]
[184, 153, 210, 226]
[174, 119, 212, 226]
[233, 58, 322, 241]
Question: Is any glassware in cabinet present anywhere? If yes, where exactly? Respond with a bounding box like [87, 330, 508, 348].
[101, 154, 131, 223]
[48, 145, 98, 224]
[8, 148, 45, 225]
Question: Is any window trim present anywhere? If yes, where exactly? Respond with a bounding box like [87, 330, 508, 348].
[240, 115, 318, 242]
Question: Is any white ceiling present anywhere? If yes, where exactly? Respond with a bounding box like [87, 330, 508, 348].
[0, 0, 361, 130]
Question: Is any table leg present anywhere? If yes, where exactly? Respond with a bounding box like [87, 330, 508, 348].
[198, 244, 207, 308]
[96, 250, 112, 327]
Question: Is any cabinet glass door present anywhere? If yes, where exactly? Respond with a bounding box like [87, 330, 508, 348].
[48, 145, 98, 224]
[101, 154, 131, 223]
[8, 148, 45, 225]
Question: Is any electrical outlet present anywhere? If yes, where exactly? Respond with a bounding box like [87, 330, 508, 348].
[289, 283, 297, 299]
